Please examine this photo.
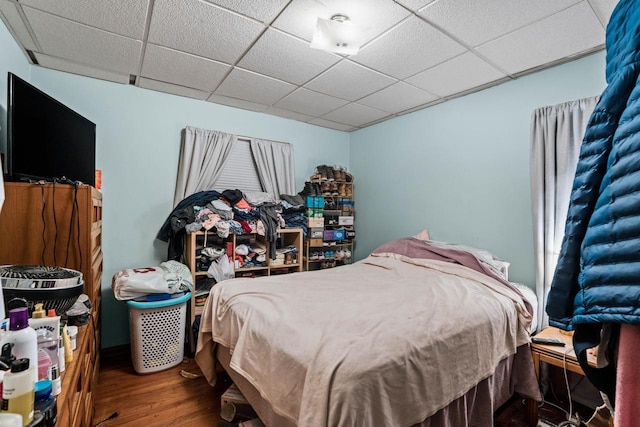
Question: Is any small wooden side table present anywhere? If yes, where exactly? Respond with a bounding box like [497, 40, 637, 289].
[525, 326, 598, 427]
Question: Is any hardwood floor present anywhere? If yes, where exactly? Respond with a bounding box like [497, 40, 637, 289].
[93, 350, 601, 427]
[94, 349, 229, 427]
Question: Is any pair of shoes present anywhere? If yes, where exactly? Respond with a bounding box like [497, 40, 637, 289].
[316, 165, 335, 181]
[310, 251, 320, 261]
[322, 182, 332, 196]
[321, 260, 337, 269]
[343, 249, 351, 259]
[324, 250, 335, 259]
[299, 181, 314, 196]
[300, 182, 323, 197]
[335, 250, 344, 260]
[345, 184, 353, 197]
[333, 167, 345, 181]
[338, 183, 346, 197]
[330, 182, 339, 196]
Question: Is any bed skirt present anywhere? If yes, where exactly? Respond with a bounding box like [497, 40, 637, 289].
[216, 343, 540, 427]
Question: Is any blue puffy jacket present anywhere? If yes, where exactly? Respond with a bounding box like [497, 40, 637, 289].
[546, 0, 640, 330]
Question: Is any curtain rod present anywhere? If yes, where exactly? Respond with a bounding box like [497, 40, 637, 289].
[237, 135, 291, 145]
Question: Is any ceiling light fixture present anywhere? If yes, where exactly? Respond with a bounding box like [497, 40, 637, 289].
[310, 14, 367, 56]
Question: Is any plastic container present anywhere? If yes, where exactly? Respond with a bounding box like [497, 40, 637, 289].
[1, 308, 38, 385]
[34, 380, 56, 427]
[0, 413, 22, 426]
[127, 292, 190, 374]
[34, 328, 59, 395]
[66, 326, 78, 351]
[1, 358, 35, 426]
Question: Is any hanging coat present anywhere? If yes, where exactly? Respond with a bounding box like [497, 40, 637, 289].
[547, 0, 640, 330]
[545, 0, 640, 405]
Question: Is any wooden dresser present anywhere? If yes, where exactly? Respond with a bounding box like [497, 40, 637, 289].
[0, 182, 102, 426]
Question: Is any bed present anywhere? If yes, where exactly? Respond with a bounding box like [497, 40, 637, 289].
[195, 237, 541, 426]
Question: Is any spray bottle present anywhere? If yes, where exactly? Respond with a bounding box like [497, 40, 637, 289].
[0, 308, 38, 385]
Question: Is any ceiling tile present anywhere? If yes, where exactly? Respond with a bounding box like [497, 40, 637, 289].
[0, 0, 37, 51]
[265, 107, 315, 122]
[148, 0, 264, 64]
[419, 0, 582, 47]
[322, 103, 390, 127]
[395, 0, 436, 12]
[207, 94, 269, 112]
[274, 88, 349, 117]
[141, 44, 230, 91]
[476, 2, 605, 75]
[357, 81, 438, 113]
[272, 0, 410, 43]
[238, 28, 340, 85]
[352, 16, 467, 80]
[205, 0, 289, 23]
[308, 118, 356, 132]
[405, 52, 506, 97]
[215, 68, 296, 105]
[587, 0, 619, 27]
[305, 61, 396, 101]
[34, 52, 130, 84]
[19, 0, 149, 39]
[23, 7, 142, 74]
[138, 77, 211, 100]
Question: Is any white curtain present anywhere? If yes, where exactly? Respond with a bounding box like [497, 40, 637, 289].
[173, 127, 236, 206]
[530, 96, 598, 331]
[250, 138, 296, 197]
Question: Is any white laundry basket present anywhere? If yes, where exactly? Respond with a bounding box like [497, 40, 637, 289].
[127, 292, 191, 374]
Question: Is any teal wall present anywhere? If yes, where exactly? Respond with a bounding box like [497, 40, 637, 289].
[349, 52, 607, 287]
[0, 20, 349, 348]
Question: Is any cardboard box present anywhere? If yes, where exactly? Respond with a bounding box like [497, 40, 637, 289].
[310, 227, 324, 238]
[333, 229, 345, 241]
[323, 230, 335, 241]
[221, 384, 248, 407]
[338, 216, 354, 226]
[309, 238, 323, 247]
[308, 218, 324, 228]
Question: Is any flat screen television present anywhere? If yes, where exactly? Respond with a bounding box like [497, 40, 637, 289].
[6, 72, 96, 186]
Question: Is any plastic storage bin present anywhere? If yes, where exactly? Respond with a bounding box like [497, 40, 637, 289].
[126, 292, 191, 374]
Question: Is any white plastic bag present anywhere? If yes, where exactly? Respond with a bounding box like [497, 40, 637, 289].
[207, 255, 235, 283]
[111, 260, 193, 300]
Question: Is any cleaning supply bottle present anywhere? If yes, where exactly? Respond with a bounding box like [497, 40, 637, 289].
[61, 324, 72, 365]
[34, 330, 59, 396]
[1, 358, 35, 426]
[1, 308, 38, 385]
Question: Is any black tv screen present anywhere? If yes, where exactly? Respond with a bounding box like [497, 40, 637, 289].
[6, 72, 96, 186]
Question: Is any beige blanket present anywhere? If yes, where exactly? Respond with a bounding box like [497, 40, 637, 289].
[196, 254, 532, 427]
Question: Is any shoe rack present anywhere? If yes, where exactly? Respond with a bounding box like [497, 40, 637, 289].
[303, 165, 355, 271]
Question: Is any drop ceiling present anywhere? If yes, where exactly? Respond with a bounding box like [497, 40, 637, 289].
[0, 0, 617, 131]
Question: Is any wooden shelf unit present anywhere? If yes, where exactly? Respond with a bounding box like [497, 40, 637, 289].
[0, 182, 103, 426]
[184, 228, 303, 352]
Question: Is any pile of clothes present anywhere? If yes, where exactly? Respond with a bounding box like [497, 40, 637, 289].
[157, 189, 307, 261]
[234, 242, 267, 269]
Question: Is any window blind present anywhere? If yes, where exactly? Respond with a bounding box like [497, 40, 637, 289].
[213, 138, 263, 193]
